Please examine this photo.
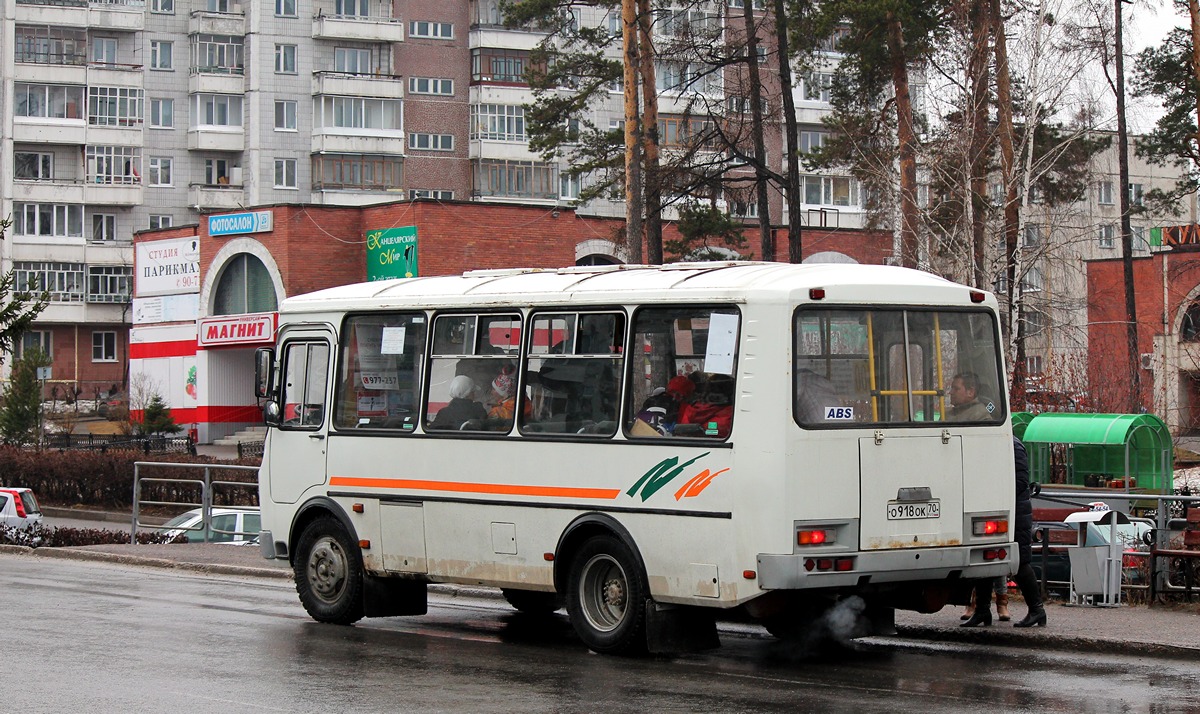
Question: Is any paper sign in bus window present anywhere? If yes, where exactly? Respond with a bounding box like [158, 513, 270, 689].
[381, 326, 406, 354]
[704, 313, 738, 375]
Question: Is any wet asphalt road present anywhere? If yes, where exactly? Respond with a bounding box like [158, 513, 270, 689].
[5, 554, 1199, 714]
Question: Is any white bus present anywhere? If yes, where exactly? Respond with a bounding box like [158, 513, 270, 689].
[254, 262, 1016, 654]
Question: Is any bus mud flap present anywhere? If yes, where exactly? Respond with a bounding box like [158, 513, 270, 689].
[645, 602, 720, 654]
[363, 575, 428, 618]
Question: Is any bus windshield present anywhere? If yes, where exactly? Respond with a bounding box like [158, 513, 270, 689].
[794, 307, 1005, 427]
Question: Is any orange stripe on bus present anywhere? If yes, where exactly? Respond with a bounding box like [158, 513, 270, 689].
[329, 476, 621, 500]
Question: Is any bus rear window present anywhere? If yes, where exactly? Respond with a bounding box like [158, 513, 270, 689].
[794, 308, 1004, 427]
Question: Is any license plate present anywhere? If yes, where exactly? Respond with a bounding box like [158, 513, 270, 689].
[887, 501, 940, 520]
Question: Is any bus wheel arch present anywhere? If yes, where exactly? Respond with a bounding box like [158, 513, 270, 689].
[288, 496, 356, 566]
[292, 514, 366, 625]
[553, 513, 646, 595]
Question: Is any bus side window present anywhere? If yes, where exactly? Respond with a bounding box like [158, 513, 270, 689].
[280, 341, 329, 430]
[521, 311, 623, 437]
[426, 313, 522, 433]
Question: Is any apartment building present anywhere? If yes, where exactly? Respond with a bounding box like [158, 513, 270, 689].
[1, 0, 875, 396]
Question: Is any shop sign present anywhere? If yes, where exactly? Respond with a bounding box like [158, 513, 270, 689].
[198, 313, 277, 348]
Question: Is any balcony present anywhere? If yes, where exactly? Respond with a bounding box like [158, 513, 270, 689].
[312, 71, 404, 99]
[86, 122, 144, 147]
[189, 183, 245, 210]
[89, 0, 145, 31]
[469, 138, 538, 162]
[13, 117, 87, 145]
[312, 11, 403, 43]
[14, 0, 87, 28]
[87, 63, 145, 88]
[14, 62, 87, 86]
[311, 131, 405, 155]
[189, 8, 245, 36]
[188, 126, 244, 152]
[14, 177, 143, 207]
[189, 69, 244, 95]
[310, 188, 406, 206]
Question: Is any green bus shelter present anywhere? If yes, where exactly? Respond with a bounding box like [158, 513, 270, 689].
[1018, 413, 1173, 493]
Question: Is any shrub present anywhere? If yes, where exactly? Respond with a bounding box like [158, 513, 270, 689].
[1, 523, 187, 548]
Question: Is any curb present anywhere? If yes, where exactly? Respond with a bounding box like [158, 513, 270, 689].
[894, 624, 1200, 661]
[1, 544, 292, 580]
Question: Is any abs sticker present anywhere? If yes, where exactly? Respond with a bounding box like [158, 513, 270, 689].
[823, 406, 854, 420]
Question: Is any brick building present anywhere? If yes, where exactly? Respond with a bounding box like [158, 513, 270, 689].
[131, 198, 892, 442]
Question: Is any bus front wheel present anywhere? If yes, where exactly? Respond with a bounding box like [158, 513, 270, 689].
[294, 516, 365, 625]
[567, 535, 648, 655]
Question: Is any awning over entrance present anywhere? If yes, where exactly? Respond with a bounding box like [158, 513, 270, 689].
[1018, 413, 1173, 493]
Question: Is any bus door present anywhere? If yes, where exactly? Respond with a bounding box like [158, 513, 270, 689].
[859, 434, 964, 549]
[270, 329, 333, 504]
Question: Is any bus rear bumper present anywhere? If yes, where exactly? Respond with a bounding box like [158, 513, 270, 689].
[756, 542, 1016, 590]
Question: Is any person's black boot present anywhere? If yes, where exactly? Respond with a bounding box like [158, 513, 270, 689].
[1013, 604, 1046, 628]
[959, 608, 992, 627]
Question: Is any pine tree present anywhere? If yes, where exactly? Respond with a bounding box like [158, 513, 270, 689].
[0, 350, 48, 446]
[139, 395, 181, 436]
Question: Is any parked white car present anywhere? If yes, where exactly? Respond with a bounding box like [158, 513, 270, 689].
[0, 487, 44, 529]
[159, 507, 260, 544]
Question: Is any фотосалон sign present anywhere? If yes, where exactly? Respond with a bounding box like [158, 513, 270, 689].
[208, 210, 274, 237]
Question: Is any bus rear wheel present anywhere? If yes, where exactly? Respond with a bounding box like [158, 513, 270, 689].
[294, 516, 365, 625]
[501, 589, 562, 615]
[567, 535, 648, 655]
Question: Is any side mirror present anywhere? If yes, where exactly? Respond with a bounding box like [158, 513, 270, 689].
[254, 347, 275, 399]
[1142, 528, 1155, 547]
[262, 400, 282, 427]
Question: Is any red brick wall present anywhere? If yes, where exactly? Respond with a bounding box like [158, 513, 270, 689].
[38, 324, 128, 399]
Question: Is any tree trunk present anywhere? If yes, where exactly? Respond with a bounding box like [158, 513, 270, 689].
[637, 0, 662, 264]
[1190, 0, 1200, 159]
[885, 13, 920, 268]
[991, 0, 1018, 346]
[1115, 0, 1141, 411]
[774, 0, 803, 263]
[622, 0, 643, 264]
[741, 0, 773, 260]
[966, 0, 992, 289]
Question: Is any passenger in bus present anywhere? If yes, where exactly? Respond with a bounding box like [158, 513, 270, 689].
[677, 373, 734, 438]
[947, 372, 992, 421]
[487, 370, 530, 423]
[429, 375, 487, 430]
[635, 376, 696, 435]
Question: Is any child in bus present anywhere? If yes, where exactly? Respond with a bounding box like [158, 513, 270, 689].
[635, 376, 696, 435]
[487, 369, 530, 423]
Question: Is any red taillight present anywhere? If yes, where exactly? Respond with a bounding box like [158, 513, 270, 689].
[970, 290, 985, 303]
[13, 498, 26, 519]
[809, 288, 826, 300]
[804, 557, 855, 572]
[973, 518, 1009, 536]
[797, 529, 832, 545]
[983, 548, 1008, 561]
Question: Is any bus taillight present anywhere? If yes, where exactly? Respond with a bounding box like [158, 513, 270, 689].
[804, 557, 855, 572]
[797, 529, 832, 545]
[982, 548, 1008, 561]
[971, 518, 1009, 536]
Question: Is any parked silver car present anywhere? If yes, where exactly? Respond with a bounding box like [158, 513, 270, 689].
[159, 507, 260, 544]
[0, 487, 43, 529]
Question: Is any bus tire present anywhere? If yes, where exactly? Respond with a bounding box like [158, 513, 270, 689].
[501, 588, 562, 615]
[567, 534, 648, 655]
[294, 516, 365, 625]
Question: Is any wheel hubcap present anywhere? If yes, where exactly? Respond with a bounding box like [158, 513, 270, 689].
[580, 554, 628, 633]
[307, 535, 347, 604]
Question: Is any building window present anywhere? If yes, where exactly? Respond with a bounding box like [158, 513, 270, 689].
[275, 44, 297, 74]
[408, 77, 454, 95]
[14, 26, 87, 65]
[86, 146, 140, 184]
[409, 189, 454, 200]
[151, 0, 173, 13]
[471, 104, 525, 141]
[560, 173, 581, 200]
[275, 100, 297, 130]
[312, 154, 403, 190]
[213, 254, 279, 315]
[150, 41, 173, 70]
[13, 204, 83, 238]
[1022, 223, 1042, 247]
[334, 47, 372, 75]
[1134, 226, 1149, 252]
[728, 0, 765, 8]
[316, 96, 402, 130]
[274, 158, 297, 188]
[19, 331, 51, 360]
[92, 37, 117, 65]
[471, 48, 531, 84]
[800, 174, 860, 207]
[1182, 302, 1200, 342]
[1097, 180, 1113, 205]
[729, 198, 758, 218]
[1025, 354, 1043, 377]
[149, 215, 173, 229]
[88, 266, 132, 303]
[14, 83, 84, 119]
[275, 0, 296, 17]
[150, 98, 174, 128]
[148, 157, 172, 186]
[91, 214, 117, 242]
[1019, 266, 1043, 294]
[15, 152, 53, 180]
[1024, 308, 1047, 336]
[92, 331, 117, 362]
[15, 261, 86, 302]
[1128, 182, 1144, 206]
[204, 158, 235, 185]
[87, 87, 144, 127]
[335, 0, 369, 19]
[194, 94, 243, 127]
[473, 160, 557, 201]
[802, 72, 834, 102]
[409, 133, 454, 151]
[193, 34, 245, 74]
[655, 61, 721, 94]
[409, 21, 453, 38]
[799, 130, 827, 154]
[1098, 223, 1115, 249]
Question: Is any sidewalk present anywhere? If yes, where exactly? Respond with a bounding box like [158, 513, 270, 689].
[3, 539, 1197, 659]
